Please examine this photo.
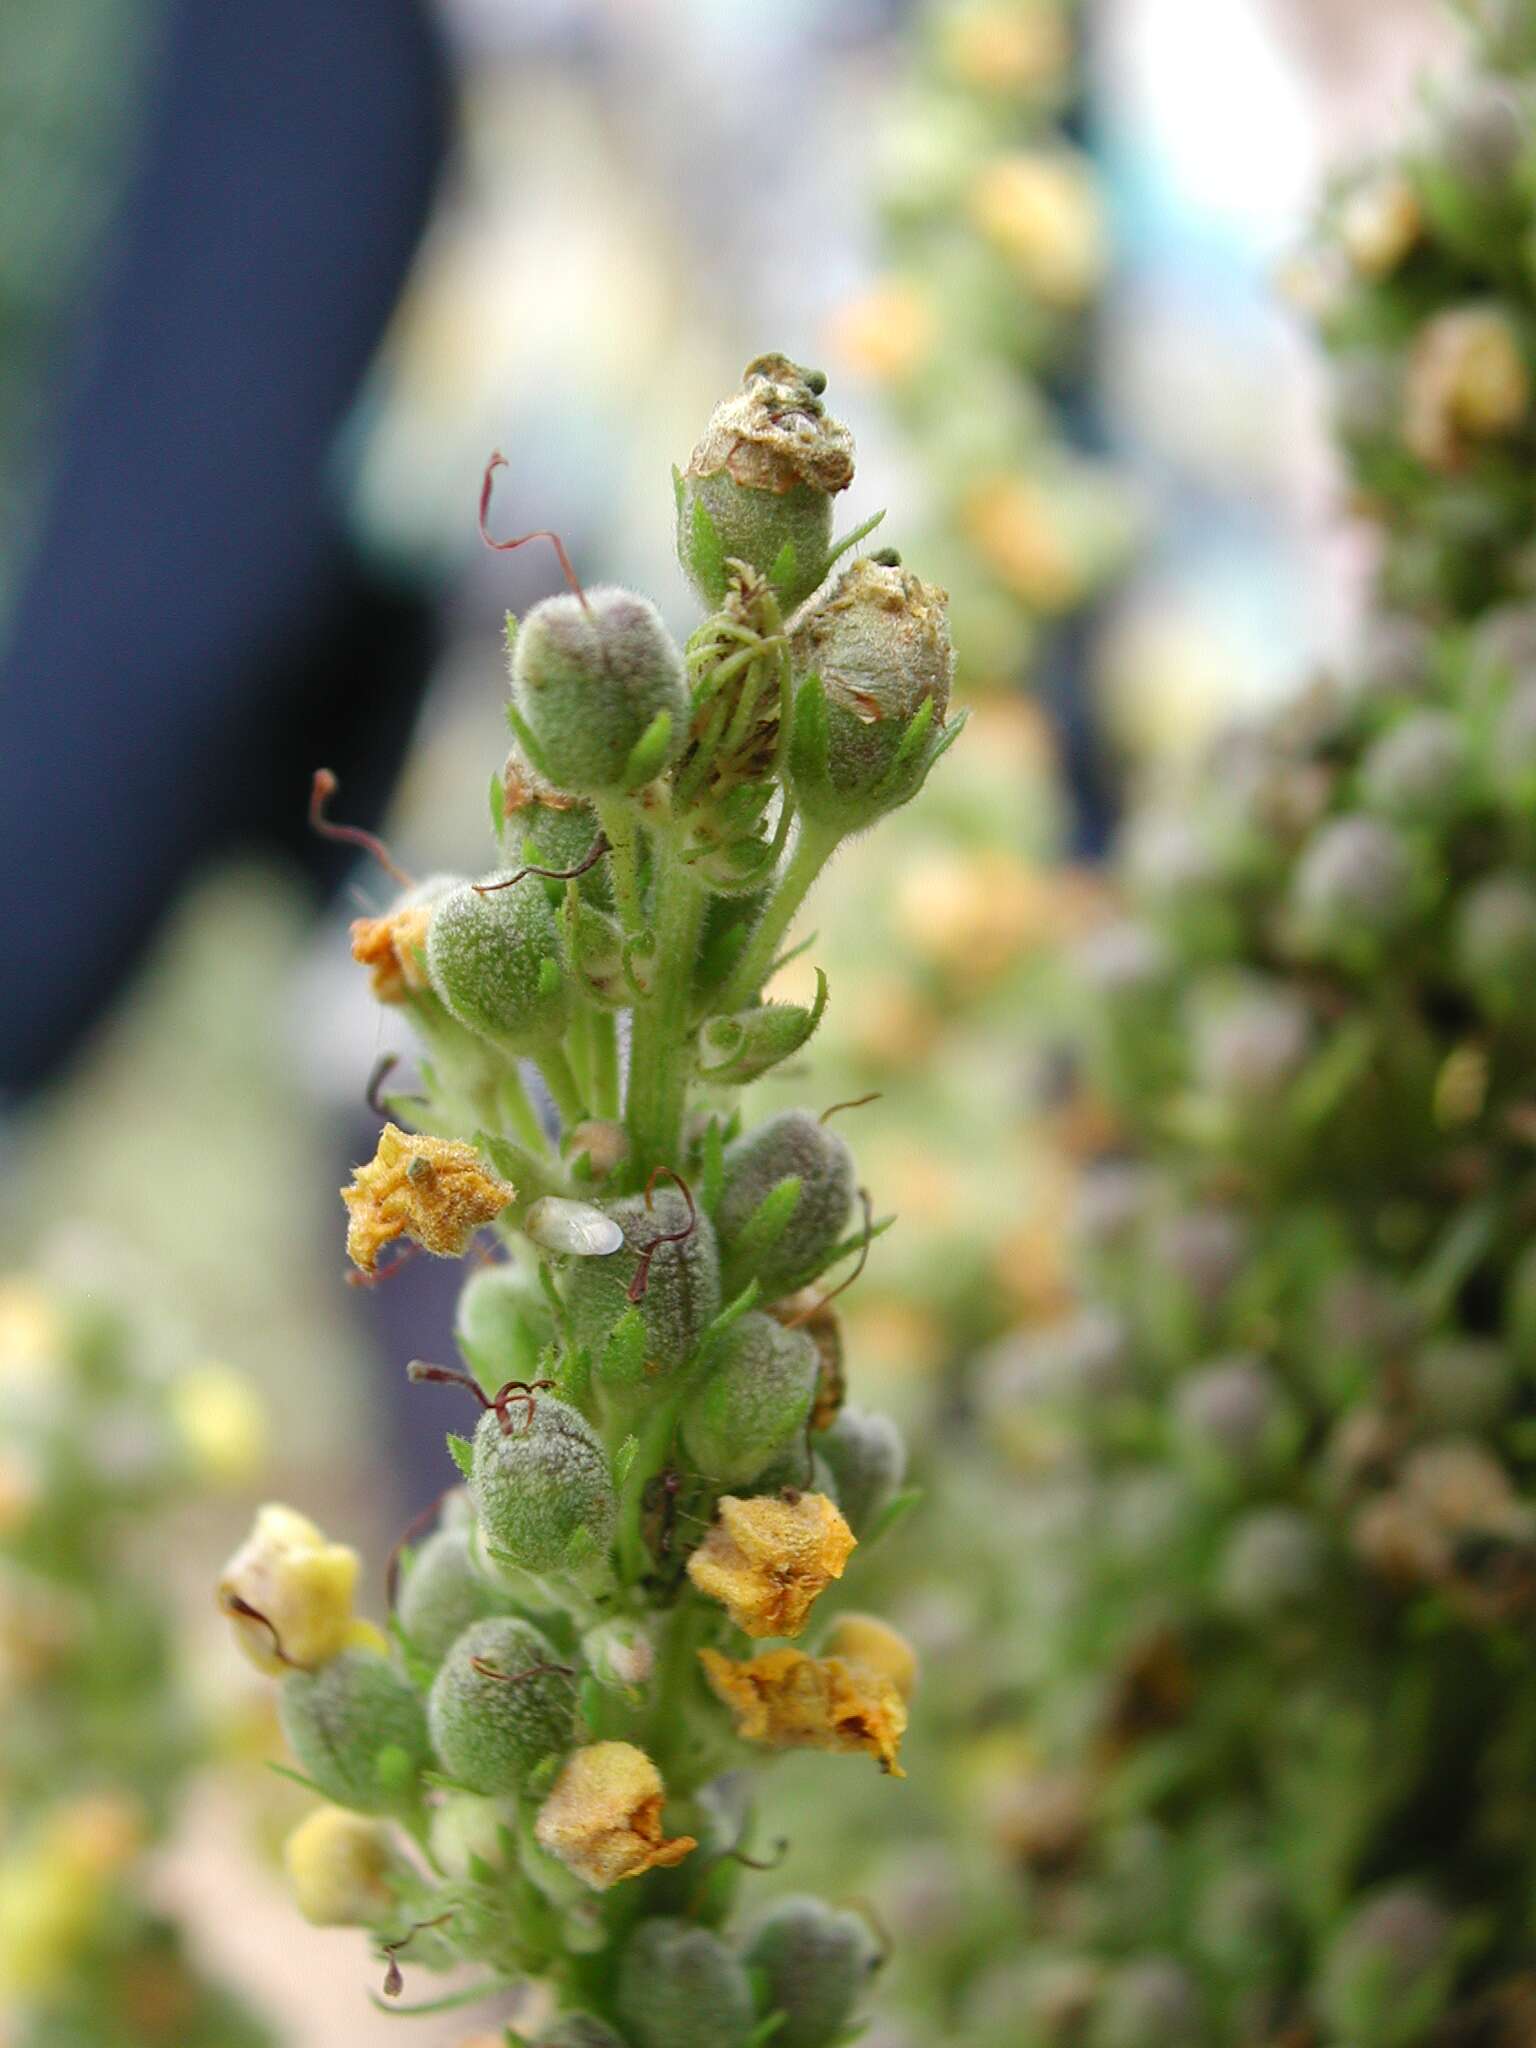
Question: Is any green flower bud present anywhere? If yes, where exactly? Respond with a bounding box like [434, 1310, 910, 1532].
[535, 2019, 629, 2048]
[1151, 1206, 1248, 1312]
[580, 1616, 655, 1691]
[570, 901, 630, 1009]
[1090, 1958, 1202, 2048]
[616, 1917, 756, 2048]
[1455, 871, 1536, 1018]
[509, 587, 689, 796]
[716, 1109, 856, 1304]
[740, 1894, 881, 2048]
[427, 1616, 574, 1795]
[677, 355, 854, 612]
[499, 746, 610, 907]
[427, 875, 571, 1052]
[697, 979, 828, 1087]
[1350, 613, 1437, 710]
[428, 1791, 514, 1880]
[1191, 981, 1311, 1104]
[279, 1650, 430, 1816]
[789, 557, 959, 834]
[397, 1526, 512, 1666]
[1410, 1338, 1512, 1431]
[815, 1406, 906, 1536]
[1173, 1356, 1290, 1475]
[1492, 678, 1536, 806]
[1433, 72, 1526, 194]
[469, 1397, 616, 1574]
[1359, 710, 1471, 823]
[1318, 1890, 1455, 2046]
[563, 1189, 722, 1383]
[1216, 1508, 1327, 1620]
[1288, 814, 1417, 962]
[681, 1310, 820, 1485]
[455, 1263, 556, 1389]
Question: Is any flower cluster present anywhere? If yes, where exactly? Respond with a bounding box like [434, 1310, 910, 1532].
[224, 358, 958, 2043]
[0, 1264, 271, 2047]
[944, 10, 1536, 2043]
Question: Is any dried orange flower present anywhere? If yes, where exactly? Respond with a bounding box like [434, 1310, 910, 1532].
[699, 1613, 914, 1777]
[341, 1125, 515, 1275]
[686, 1492, 855, 1639]
[533, 1742, 696, 1891]
[349, 906, 433, 1003]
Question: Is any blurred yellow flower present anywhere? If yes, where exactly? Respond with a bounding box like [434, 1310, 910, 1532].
[1406, 306, 1531, 472]
[169, 1363, 267, 1488]
[962, 475, 1084, 613]
[967, 151, 1107, 309]
[0, 1795, 144, 2001]
[342, 1125, 515, 1275]
[533, 1742, 695, 1891]
[1339, 172, 1422, 281]
[687, 1492, 855, 1639]
[284, 1806, 404, 1927]
[218, 1503, 380, 1675]
[829, 277, 938, 385]
[939, 1, 1070, 99]
[0, 1281, 63, 1386]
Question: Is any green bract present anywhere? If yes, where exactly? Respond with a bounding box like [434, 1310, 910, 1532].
[468, 1397, 616, 1574]
[509, 587, 689, 796]
[427, 1616, 574, 1794]
[278, 1651, 430, 1817]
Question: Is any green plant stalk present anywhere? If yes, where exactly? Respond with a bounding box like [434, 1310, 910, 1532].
[718, 818, 842, 1013]
[625, 834, 709, 1175]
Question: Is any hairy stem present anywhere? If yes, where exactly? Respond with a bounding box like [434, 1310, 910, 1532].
[718, 817, 842, 1012]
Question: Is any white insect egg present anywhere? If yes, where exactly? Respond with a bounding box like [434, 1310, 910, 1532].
[524, 1197, 624, 1258]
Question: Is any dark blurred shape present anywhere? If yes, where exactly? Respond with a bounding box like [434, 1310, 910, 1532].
[0, 0, 453, 1103]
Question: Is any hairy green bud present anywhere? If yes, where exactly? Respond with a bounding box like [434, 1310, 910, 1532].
[716, 1109, 856, 1304]
[397, 1526, 512, 1666]
[740, 1894, 881, 2048]
[616, 1918, 756, 2048]
[427, 874, 571, 1052]
[789, 556, 958, 833]
[815, 1406, 906, 1536]
[563, 1189, 722, 1389]
[534, 2019, 629, 2048]
[469, 1397, 616, 1574]
[681, 1310, 820, 1484]
[677, 354, 855, 612]
[499, 745, 610, 906]
[279, 1650, 430, 1816]
[427, 1616, 574, 1794]
[697, 979, 828, 1086]
[1359, 710, 1471, 822]
[509, 587, 689, 796]
[455, 1263, 555, 1389]
[1287, 814, 1416, 961]
[1454, 871, 1536, 1015]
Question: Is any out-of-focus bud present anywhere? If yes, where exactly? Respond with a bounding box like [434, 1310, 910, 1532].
[427, 1617, 574, 1794]
[677, 355, 855, 613]
[283, 1806, 406, 1927]
[788, 558, 959, 836]
[1404, 304, 1530, 472]
[454, 1263, 556, 1392]
[966, 148, 1108, 308]
[508, 588, 688, 796]
[681, 1310, 820, 1485]
[815, 1407, 907, 1536]
[740, 1894, 882, 2048]
[279, 1648, 430, 1815]
[1411, 1338, 1512, 1431]
[427, 877, 572, 1055]
[715, 1109, 856, 1305]
[535, 2017, 630, 2048]
[1091, 1957, 1203, 2048]
[616, 1918, 756, 2048]
[1338, 170, 1422, 279]
[1359, 710, 1472, 824]
[1287, 814, 1417, 964]
[581, 1616, 655, 1692]
[563, 1190, 721, 1390]
[1216, 1508, 1327, 1620]
[1174, 1357, 1291, 1477]
[469, 1397, 616, 1576]
[1190, 981, 1311, 1105]
[1317, 1890, 1455, 2043]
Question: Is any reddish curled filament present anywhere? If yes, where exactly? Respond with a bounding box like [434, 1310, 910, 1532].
[479, 452, 591, 615]
[405, 1361, 555, 1437]
[309, 768, 412, 887]
[473, 833, 610, 894]
[627, 1167, 698, 1304]
[781, 1186, 875, 1329]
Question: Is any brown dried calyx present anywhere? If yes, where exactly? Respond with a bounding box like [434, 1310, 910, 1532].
[685, 354, 856, 499]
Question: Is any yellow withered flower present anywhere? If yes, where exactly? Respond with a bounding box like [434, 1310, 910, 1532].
[341, 1124, 515, 1275]
[533, 1742, 696, 1891]
[699, 1610, 916, 1777]
[218, 1504, 380, 1675]
[686, 1492, 855, 1639]
[349, 905, 434, 1003]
